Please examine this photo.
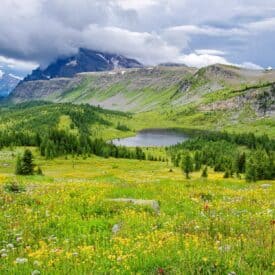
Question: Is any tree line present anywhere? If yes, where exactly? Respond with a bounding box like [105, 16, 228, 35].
[169, 132, 275, 181]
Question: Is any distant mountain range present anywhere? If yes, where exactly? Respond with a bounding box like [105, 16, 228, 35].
[23, 48, 143, 81]
[0, 72, 22, 97]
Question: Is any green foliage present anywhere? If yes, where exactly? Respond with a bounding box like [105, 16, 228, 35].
[15, 149, 35, 175]
[116, 122, 130, 132]
[37, 166, 43, 175]
[203, 82, 274, 104]
[170, 131, 275, 181]
[4, 181, 25, 193]
[201, 166, 208, 178]
[181, 153, 193, 179]
[15, 155, 23, 175]
[245, 150, 274, 181]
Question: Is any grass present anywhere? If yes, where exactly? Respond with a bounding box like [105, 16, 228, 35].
[0, 148, 274, 274]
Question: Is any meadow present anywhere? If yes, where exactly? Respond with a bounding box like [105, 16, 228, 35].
[0, 148, 274, 274]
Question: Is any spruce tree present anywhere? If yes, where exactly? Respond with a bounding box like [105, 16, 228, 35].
[245, 156, 257, 182]
[201, 166, 208, 178]
[20, 149, 35, 175]
[194, 151, 202, 171]
[181, 153, 193, 179]
[15, 156, 23, 175]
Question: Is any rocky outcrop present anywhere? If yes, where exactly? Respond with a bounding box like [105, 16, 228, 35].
[107, 198, 160, 214]
[200, 83, 275, 116]
[10, 77, 83, 102]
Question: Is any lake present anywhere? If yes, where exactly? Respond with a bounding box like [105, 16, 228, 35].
[111, 129, 189, 147]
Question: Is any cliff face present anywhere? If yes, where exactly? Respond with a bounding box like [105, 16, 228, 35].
[11, 77, 83, 102]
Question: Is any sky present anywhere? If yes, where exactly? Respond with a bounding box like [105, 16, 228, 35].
[0, 0, 275, 77]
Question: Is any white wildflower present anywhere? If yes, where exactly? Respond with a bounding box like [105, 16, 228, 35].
[6, 243, 14, 249]
[15, 257, 28, 264]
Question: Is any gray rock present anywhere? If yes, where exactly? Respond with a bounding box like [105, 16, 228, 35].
[261, 184, 272, 189]
[107, 198, 160, 214]
[112, 223, 122, 235]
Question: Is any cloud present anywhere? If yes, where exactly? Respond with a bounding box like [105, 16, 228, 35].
[81, 25, 180, 64]
[246, 17, 275, 32]
[164, 25, 248, 37]
[177, 53, 230, 68]
[195, 49, 227, 56]
[0, 69, 3, 78]
[0, 0, 274, 73]
[117, 0, 158, 10]
[0, 56, 37, 72]
[238, 62, 263, 70]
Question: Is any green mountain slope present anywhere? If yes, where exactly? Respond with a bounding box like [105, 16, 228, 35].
[7, 64, 275, 137]
[0, 101, 136, 141]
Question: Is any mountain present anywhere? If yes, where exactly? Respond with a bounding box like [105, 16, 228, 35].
[10, 64, 275, 112]
[11, 66, 196, 111]
[0, 72, 22, 97]
[8, 63, 275, 137]
[23, 48, 143, 81]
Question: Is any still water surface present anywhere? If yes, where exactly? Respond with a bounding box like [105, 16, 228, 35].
[111, 129, 189, 147]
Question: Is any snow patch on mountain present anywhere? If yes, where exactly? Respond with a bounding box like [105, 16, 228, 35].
[66, 60, 78, 67]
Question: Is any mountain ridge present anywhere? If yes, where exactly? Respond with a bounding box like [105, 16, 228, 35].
[0, 72, 22, 97]
[23, 48, 143, 82]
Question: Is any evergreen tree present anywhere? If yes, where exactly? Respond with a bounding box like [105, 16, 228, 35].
[245, 156, 257, 182]
[181, 153, 193, 179]
[194, 151, 202, 171]
[20, 149, 35, 175]
[235, 152, 246, 174]
[223, 170, 230, 178]
[15, 155, 23, 175]
[201, 166, 208, 178]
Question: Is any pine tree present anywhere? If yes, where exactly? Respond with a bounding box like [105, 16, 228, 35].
[194, 151, 202, 171]
[15, 155, 23, 175]
[245, 156, 257, 182]
[181, 153, 193, 179]
[20, 149, 35, 175]
[223, 170, 230, 178]
[235, 152, 246, 174]
[201, 166, 208, 178]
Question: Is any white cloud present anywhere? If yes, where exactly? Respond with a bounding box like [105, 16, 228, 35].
[164, 25, 248, 38]
[117, 0, 158, 10]
[175, 53, 263, 70]
[238, 62, 263, 70]
[246, 17, 275, 32]
[195, 49, 227, 56]
[0, 56, 37, 71]
[0, 0, 273, 71]
[177, 53, 230, 68]
[82, 25, 180, 64]
[0, 69, 3, 78]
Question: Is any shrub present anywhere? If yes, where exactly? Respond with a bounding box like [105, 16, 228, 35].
[4, 181, 25, 193]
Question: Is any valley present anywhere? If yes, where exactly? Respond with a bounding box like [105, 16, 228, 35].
[1, 1, 275, 274]
[0, 62, 274, 274]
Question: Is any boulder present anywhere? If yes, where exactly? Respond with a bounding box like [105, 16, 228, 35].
[261, 184, 272, 189]
[107, 198, 160, 214]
